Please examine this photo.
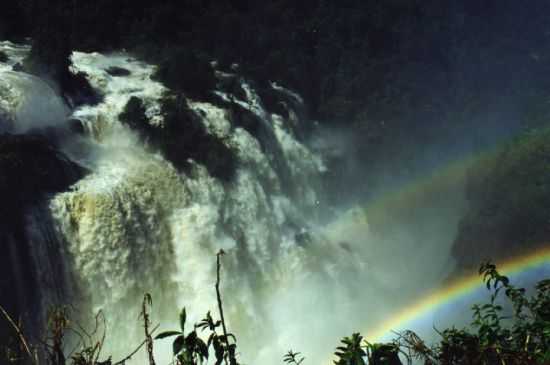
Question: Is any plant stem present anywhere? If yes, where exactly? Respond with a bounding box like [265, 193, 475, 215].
[113, 324, 159, 365]
[216, 249, 230, 365]
[142, 294, 156, 365]
[0, 304, 38, 365]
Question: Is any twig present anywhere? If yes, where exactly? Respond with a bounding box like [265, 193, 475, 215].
[216, 249, 230, 365]
[142, 294, 156, 365]
[113, 324, 159, 365]
[95, 310, 107, 364]
[0, 304, 37, 365]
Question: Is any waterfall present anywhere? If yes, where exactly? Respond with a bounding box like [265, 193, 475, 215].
[32, 49, 372, 364]
[0, 41, 386, 365]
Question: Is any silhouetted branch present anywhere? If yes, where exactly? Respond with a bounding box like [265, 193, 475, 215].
[113, 324, 159, 365]
[216, 249, 230, 365]
[0, 304, 38, 365]
[141, 294, 156, 365]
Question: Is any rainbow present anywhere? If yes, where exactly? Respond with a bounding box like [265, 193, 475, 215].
[351, 145, 550, 342]
[323, 141, 550, 363]
[364, 245, 550, 343]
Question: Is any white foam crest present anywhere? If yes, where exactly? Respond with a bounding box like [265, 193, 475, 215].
[0, 40, 30, 72]
[70, 51, 166, 137]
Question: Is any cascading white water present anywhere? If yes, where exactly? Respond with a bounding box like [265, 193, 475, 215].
[0, 42, 420, 365]
[1, 41, 460, 365]
[36, 49, 375, 365]
[0, 41, 69, 133]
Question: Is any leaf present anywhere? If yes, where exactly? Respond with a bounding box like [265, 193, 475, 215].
[144, 293, 153, 306]
[207, 333, 215, 348]
[180, 307, 187, 333]
[173, 335, 185, 355]
[155, 330, 182, 339]
[197, 338, 209, 360]
[213, 338, 224, 363]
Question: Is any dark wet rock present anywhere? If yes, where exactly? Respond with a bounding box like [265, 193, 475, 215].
[12, 62, 23, 71]
[0, 51, 8, 63]
[227, 100, 263, 136]
[21, 41, 100, 107]
[216, 74, 248, 101]
[208, 84, 296, 195]
[119, 95, 237, 181]
[258, 87, 291, 119]
[119, 96, 156, 140]
[106, 66, 131, 77]
[152, 48, 217, 100]
[161, 94, 236, 181]
[0, 133, 84, 221]
[68, 118, 85, 135]
[63, 71, 102, 107]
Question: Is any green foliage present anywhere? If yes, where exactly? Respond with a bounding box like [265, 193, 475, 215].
[283, 350, 304, 365]
[325, 263, 550, 365]
[470, 262, 550, 363]
[334, 333, 366, 365]
[2, 259, 548, 365]
[332, 334, 404, 365]
[367, 343, 402, 365]
[155, 307, 209, 364]
[155, 308, 240, 365]
[389, 263, 550, 365]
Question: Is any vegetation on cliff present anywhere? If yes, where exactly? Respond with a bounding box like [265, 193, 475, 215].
[454, 127, 550, 270]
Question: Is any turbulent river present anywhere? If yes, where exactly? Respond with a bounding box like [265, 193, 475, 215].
[0, 40, 460, 364]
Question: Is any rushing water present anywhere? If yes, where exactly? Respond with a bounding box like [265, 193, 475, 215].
[0, 41, 461, 365]
[0, 43, 369, 364]
[55, 50, 376, 365]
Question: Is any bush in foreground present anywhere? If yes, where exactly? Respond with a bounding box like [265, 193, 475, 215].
[2, 258, 549, 365]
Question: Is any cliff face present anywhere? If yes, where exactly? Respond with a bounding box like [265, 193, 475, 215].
[0, 133, 83, 348]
